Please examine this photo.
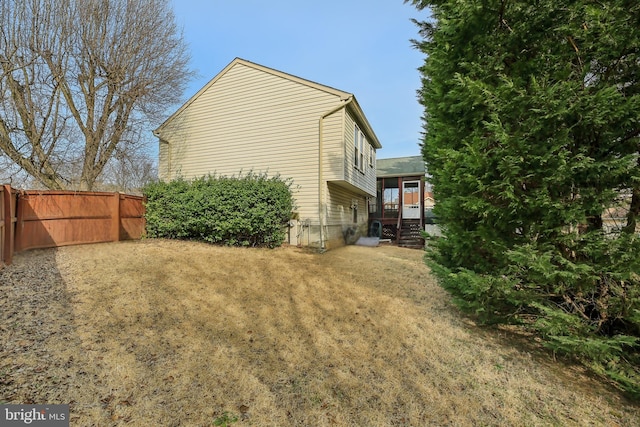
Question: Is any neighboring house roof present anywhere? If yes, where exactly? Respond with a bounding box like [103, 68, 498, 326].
[153, 57, 381, 148]
[376, 156, 425, 178]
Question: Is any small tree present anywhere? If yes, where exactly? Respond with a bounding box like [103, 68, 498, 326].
[410, 0, 640, 395]
[0, 0, 193, 190]
[100, 146, 158, 194]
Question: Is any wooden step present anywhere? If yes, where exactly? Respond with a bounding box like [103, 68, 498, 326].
[398, 219, 425, 249]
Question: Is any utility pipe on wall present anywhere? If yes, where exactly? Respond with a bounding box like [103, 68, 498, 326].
[318, 96, 353, 251]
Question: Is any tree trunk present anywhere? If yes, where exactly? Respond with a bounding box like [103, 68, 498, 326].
[623, 156, 640, 235]
[623, 186, 640, 234]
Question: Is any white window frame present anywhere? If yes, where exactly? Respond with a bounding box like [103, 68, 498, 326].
[354, 124, 366, 172]
[354, 124, 360, 169]
[369, 144, 374, 168]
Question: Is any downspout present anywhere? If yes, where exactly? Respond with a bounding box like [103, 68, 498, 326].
[152, 130, 169, 181]
[318, 96, 353, 251]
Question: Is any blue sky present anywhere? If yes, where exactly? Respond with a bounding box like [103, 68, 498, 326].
[169, 0, 427, 160]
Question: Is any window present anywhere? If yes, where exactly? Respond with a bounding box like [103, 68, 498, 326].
[368, 197, 377, 213]
[383, 187, 399, 217]
[382, 178, 400, 218]
[369, 145, 374, 167]
[354, 124, 366, 171]
[354, 124, 359, 168]
[360, 134, 365, 172]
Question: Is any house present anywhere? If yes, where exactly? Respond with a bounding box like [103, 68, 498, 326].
[368, 156, 431, 248]
[153, 58, 381, 250]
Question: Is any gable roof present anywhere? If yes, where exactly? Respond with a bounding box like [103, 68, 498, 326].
[376, 156, 425, 178]
[154, 57, 381, 148]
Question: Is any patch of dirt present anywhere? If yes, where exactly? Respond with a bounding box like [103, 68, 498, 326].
[1, 239, 639, 426]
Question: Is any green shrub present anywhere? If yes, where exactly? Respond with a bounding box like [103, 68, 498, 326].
[412, 0, 640, 397]
[143, 173, 294, 248]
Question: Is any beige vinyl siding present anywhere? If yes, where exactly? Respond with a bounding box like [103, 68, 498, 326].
[156, 58, 383, 249]
[161, 62, 344, 221]
[343, 111, 377, 196]
[326, 183, 367, 226]
[158, 140, 169, 181]
[321, 109, 345, 181]
[324, 182, 368, 248]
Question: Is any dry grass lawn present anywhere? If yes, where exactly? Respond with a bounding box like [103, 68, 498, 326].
[1, 239, 639, 426]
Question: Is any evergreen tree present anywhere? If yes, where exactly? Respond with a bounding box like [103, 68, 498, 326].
[410, 0, 640, 395]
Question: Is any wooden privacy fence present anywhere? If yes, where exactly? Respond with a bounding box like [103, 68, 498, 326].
[1, 185, 145, 269]
[1, 185, 18, 269]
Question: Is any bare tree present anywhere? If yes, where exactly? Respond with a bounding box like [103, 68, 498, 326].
[0, 0, 192, 190]
[100, 145, 158, 195]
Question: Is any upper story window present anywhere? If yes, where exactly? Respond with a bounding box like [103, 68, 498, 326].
[369, 144, 374, 168]
[354, 124, 366, 172]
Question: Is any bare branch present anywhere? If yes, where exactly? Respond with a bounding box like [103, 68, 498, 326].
[0, 0, 193, 190]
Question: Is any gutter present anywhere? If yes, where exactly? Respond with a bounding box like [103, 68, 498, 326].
[318, 96, 353, 251]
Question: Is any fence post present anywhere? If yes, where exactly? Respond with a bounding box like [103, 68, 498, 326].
[112, 192, 121, 242]
[0, 186, 3, 266]
[14, 191, 25, 253]
[2, 185, 12, 266]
